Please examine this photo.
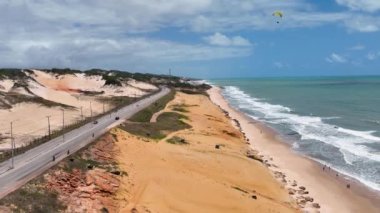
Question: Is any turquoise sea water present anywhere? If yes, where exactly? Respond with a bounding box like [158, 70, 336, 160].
[211, 76, 380, 191]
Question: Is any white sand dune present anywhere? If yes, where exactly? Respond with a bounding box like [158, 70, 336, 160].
[0, 79, 15, 92]
[0, 69, 158, 149]
[29, 70, 105, 92]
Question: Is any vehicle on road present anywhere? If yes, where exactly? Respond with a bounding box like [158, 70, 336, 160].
[93, 120, 98, 124]
[115, 116, 120, 120]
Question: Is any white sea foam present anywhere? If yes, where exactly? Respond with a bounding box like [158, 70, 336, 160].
[222, 86, 380, 191]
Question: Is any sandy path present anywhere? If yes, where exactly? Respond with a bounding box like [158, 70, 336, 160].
[208, 86, 380, 213]
[114, 92, 298, 213]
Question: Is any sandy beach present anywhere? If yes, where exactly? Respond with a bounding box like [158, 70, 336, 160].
[113, 91, 299, 212]
[208, 86, 380, 213]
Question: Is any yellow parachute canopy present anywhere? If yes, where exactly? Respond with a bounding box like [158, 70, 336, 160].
[272, 11, 283, 23]
[272, 11, 283, 18]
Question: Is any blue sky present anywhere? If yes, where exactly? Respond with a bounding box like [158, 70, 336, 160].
[1, 0, 380, 78]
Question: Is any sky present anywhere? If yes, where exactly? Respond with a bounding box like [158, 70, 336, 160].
[1, 0, 380, 78]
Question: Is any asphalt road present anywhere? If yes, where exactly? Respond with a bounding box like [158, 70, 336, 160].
[0, 87, 170, 199]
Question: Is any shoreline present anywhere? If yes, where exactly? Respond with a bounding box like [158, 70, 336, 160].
[208, 86, 380, 213]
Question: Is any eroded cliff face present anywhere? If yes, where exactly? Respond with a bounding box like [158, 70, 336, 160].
[46, 168, 120, 212]
[46, 133, 123, 212]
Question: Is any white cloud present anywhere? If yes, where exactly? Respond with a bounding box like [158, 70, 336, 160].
[343, 15, 380, 32]
[350, 44, 365, 50]
[204, 33, 251, 46]
[336, 0, 380, 12]
[0, 36, 251, 69]
[274, 62, 289, 69]
[326, 53, 347, 63]
[367, 52, 380, 60]
[367, 53, 376, 60]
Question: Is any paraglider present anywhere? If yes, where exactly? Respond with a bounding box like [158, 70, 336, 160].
[272, 11, 283, 24]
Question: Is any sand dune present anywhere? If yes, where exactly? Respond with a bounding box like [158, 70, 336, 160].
[114, 92, 298, 212]
[29, 69, 157, 97]
[0, 69, 158, 150]
[29, 70, 105, 92]
[0, 79, 14, 92]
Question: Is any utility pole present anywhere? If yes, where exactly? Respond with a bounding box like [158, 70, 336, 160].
[80, 106, 84, 120]
[10, 122, 14, 169]
[169, 68, 171, 76]
[103, 102, 105, 114]
[46, 116, 51, 139]
[90, 101, 93, 118]
[61, 109, 65, 129]
[61, 109, 65, 142]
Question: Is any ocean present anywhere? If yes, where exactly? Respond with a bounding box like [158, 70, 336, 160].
[211, 76, 380, 192]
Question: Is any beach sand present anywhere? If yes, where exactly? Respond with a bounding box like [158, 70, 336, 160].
[114, 91, 299, 213]
[208, 86, 380, 213]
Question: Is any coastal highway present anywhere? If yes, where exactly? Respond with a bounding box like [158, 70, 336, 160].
[0, 87, 170, 198]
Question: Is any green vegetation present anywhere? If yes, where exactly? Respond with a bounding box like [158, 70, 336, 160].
[0, 177, 66, 213]
[0, 68, 26, 80]
[98, 96, 134, 107]
[84, 68, 107, 76]
[168, 82, 211, 96]
[43, 68, 82, 75]
[166, 136, 188, 145]
[58, 138, 122, 175]
[170, 103, 197, 113]
[64, 155, 101, 172]
[121, 112, 191, 140]
[129, 90, 175, 122]
[172, 106, 188, 113]
[102, 74, 122, 86]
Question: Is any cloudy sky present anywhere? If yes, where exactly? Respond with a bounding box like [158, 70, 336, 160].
[1, 0, 380, 78]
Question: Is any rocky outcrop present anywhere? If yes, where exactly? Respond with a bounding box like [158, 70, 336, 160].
[45, 167, 120, 213]
[44, 133, 122, 212]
